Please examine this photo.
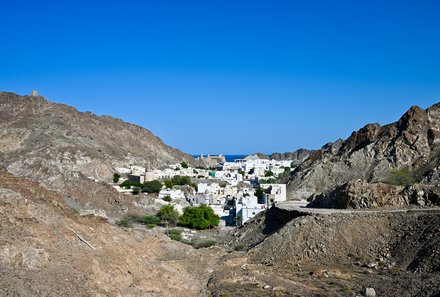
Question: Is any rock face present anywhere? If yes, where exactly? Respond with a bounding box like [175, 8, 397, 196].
[0, 91, 195, 214]
[269, 148, 315, 162]
[308, 180, 440, 209]
[219, 205, 440, 296]
[248, 148, 315, 162]
[287, 103, 440, 201]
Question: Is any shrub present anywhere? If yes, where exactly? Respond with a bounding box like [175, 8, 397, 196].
[120, 180, 142, 189]
[116, 218, 132, 228]
[158, 205, 180, 225]
[116, 214, 161, 228]
[141, 180, 163, 193]
[265, 170, 274, 177]
[388, 168, 413, 186]
[255, 187, 264, 202]
[132, 186, 140, 195]
[179, 204, 220, 230]
[234, 244, 246, 251]
[113, 173, 121, 183]
[141, 215, 161, 225]
[181, 161, 189, 169]
[168, 229, 182, 241]
[195, 240, 217, 249]
[163, 179, 173, 189]
[164, 175, 194, 189]
[163, 195, 172, 202]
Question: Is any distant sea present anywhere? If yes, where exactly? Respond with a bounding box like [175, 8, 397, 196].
[193, 155, 247, 162]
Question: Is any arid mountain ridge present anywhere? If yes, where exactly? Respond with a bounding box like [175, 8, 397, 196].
[0, 91, 195, 215]
[287, 102, 440, 205]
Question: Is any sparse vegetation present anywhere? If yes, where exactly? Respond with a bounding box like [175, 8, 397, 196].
[116, 214, 161, 229]
[113, 173, 121, 183]
[265, 170, 274, 177]
[120, 180, 142, 189]
[181, 161, 188, 169]
[168, 229, 183, 241]
[234, 244, 246, 251]
[194, 239, 217, 248]
[163, 195, 172, 202]
[141, 215, 161, 225]
[132, 186, 140, 195]
[116, 217, 132, 228]
[388, 168, 413, 186]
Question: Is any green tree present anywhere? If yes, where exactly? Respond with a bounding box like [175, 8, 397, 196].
[158, 205, 180, 225]
[179, 205, 220, 230]
[181, 161, 189, 169]
[113, 173, 121, 183]
[142, 180, 163, 193]
[255, 187, 264, 204]
[163, 195, 172, 202]
[265, 170, 274, 177]
[172, 175, 192, 186]
[164, 179, 174, 189]
[120, 180, 142, 189]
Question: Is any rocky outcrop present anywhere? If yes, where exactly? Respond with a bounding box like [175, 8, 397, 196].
[308, 180, 440, 209]
[221, 205, 440, 296]
[269, 148, 315, 162]
[248, 148, 315, 162]
[287, 103, 440, 201]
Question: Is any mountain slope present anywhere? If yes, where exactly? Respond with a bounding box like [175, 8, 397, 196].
[0, 91, 195, 214]
[0, 170, 215, 296]
[287, 103, 440, 200]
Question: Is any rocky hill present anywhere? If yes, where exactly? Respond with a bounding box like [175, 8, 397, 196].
[269, 148, 315, 162]
[0, 91, 196, 215]
[248, 148, 314, 162]
[0, 170, 218, 296]
[217, 205, 440, 296]
[287, 103, 440, 201]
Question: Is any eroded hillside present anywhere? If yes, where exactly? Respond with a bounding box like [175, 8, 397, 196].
[0, 170, 220, 296]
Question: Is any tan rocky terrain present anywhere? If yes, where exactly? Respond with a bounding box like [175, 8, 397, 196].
[287, 103, 440, 202]
[0, 92, 196, 216]
[212, 205, 440, 296]
[0, 170, 221, 296]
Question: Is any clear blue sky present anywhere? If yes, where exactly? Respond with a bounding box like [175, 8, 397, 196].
[1, 0, 439, 154]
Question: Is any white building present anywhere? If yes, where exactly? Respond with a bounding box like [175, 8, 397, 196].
[159, 189, 185, 200]
[260, 184, 287, 204]
[198, 183, 221, 195]
[235, 196, 267, 225]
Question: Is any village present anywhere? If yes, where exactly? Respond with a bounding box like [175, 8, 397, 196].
[109, 155, 295, 227]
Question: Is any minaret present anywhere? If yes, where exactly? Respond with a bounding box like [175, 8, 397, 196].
[31, 90, 38, 97]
